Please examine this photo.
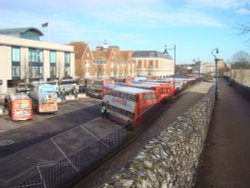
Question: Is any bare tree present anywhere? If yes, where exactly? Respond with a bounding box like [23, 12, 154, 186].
[236, 23, 250, 43]
[231, 51, 250, 69]
[57, 60, 63, 82]
[22, 57, 33, 83]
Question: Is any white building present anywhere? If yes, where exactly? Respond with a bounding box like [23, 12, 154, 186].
[132, 49, 175, 77]
[0, 27, 74, 93]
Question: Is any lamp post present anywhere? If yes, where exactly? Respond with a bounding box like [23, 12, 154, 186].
[211, 48, 219, 100]
[193, 58, 201, 78]
[163, 44, 176, 89]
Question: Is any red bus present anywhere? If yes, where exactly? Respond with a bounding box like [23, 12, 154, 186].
[87, 79, 114, 99]
[103, 86, 157, 128]
[124, 82, 175, 103]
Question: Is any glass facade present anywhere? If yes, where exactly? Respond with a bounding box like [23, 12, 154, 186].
[64, 52, 70, 77]
[29, 48, 43, 79]
[21, 31, 40, 40]
[12, 47, 21, 79]
[50, 51, 56, 79]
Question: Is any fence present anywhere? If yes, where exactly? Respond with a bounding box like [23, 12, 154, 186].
[13, 78, 201, 188]
[14, 127, 127, 188]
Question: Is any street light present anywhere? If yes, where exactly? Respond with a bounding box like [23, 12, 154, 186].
[211, 48, 219, 99]
[163, 44, 176, 89]
[193, 58, 201, 78]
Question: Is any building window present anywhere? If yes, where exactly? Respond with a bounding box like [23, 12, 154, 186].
[29, 48, 43, 79]
[149, 61, 153, 68]
[64, 52, 71, 77]
[144, 60, 147, 68]
[138, 61, 142, 68]
[50, 51, 56, 79]
[85, 61, 90, 78]
[12, 47, 21, 79]
[155, 60, 159, 69]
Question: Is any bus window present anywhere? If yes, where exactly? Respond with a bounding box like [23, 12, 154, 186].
[143, 93, 156, 100]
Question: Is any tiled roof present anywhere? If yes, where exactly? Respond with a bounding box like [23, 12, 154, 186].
[121, 51, 134, 60]
[132, 50, 172, 60]
[92, 50, 107, 62]
[0, 27, 43, 36]
[69, 42, 88, 59]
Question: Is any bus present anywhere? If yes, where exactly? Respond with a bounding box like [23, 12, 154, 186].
[29, 83, 58, 113]
[146, 77, 192, 92]
[123, 82, 175, 103]
[5, 94, 32, 121]
[114, 77, 134, 84]
[87, 79, 114, 99]
[103, 86, 157, 127]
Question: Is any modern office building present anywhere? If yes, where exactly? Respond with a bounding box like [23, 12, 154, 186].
[0, 27, 75, 93]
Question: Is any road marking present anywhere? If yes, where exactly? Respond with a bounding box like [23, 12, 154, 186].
[80, 126, 110, 149]
[36, 164, 54, 188]
[0, 139, 14, 146]
[50, 137, 79, 172]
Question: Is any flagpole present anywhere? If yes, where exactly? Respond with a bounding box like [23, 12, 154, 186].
[48, 25, 50, 41]
[41, 22, 49, 41]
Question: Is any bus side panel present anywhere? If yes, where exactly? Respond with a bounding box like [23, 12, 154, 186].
[30, 84, 58, 113]
[103, 94, 136, 124]
[11, 99, 32, 121]
[134, 94, 146, 128]
[135, 94, 157, 128]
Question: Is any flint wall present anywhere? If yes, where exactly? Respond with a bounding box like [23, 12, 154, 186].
[102, 85, 215, 188]
[225, 69, 250, 87]
[224, 70, 250, 101]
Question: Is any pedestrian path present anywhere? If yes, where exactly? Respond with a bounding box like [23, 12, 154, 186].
[196, 78, 250, 188]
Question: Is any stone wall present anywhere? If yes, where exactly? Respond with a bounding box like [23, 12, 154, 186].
[224, 70, 250, 101]
[102, 86, 215, 188]
[225, 69, 250, 87]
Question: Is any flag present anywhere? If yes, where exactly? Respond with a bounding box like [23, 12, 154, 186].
[42, 22, 48, 28]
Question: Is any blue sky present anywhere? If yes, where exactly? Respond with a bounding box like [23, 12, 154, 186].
[0, 0, 250, 64]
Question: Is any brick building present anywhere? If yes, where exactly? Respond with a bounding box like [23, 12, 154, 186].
[70, 42, 135, 79]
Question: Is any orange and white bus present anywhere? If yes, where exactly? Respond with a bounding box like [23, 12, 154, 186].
[5, 94, 32, 121]
[87, 79, 114, 99]
[103, 86, 157, 128]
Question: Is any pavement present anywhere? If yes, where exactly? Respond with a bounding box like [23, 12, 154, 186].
[195, 78, 250, 188]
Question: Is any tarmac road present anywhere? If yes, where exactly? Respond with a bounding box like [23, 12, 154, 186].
[0, 98, 123, 188]
[0, 98, 101, 158]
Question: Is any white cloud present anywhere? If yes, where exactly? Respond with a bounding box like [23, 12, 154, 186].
[185, 0, 248, 9]
[236, 8, 250, 15]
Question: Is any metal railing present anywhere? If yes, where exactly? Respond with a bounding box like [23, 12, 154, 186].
[14, 127, 127, 188]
